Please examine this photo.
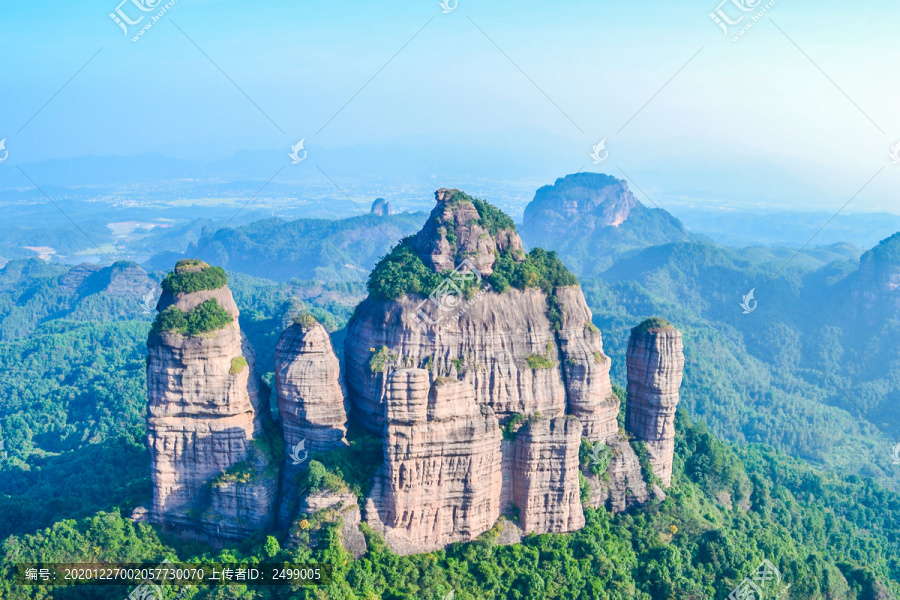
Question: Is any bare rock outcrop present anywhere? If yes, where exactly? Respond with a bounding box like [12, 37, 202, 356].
[512, 416, 585, 534]
[145, 260, 277, 543]
[582, 435, 651, 513]
[364, 369, 503, 555]
[289, 491, 367, 558]
[625, 319, 684, 487]
[371, 198, 392, 216]
[852, 232, 900, 320]
[410, 188, 523, 277]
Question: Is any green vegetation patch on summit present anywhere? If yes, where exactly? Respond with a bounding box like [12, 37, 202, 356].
[152, 298, 233, 336]
[161, 260, 228, 294]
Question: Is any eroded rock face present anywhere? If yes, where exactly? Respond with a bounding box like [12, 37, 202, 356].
[364, 369, 503, 555]
[512, 416, 585, 534]
[852, 232, 900, 319]
[275, 318, 348, 453]
[146, 263, 276, 543]
[346, 288, 569, 433]
[345, 190, 636, 553]
[556, 286, 619, 444]
[625, 322, 684, 487]
[274, 316, 348, 527]
[410, 188, 523, 277]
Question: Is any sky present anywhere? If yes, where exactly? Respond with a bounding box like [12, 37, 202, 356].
[1, 0, 899, 213]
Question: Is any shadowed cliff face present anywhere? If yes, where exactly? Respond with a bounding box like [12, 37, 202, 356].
[145, 260, 276, 544]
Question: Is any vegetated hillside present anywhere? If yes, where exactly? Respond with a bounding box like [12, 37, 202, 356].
[519, 173, 689, 276]
[581, 231, 900, 491]
[0, 259, 157, 341]
[145, 212, 429, 282]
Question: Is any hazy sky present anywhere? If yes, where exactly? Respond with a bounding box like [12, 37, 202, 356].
[2, 0, 899, 212]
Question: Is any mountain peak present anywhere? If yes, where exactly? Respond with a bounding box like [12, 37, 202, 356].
[410, 189, 523, 277]
[523, 173, 639, 230]
[519, 172, 687, 277]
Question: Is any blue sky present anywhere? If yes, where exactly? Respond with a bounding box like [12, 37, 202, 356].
[2, 0, 899, 212]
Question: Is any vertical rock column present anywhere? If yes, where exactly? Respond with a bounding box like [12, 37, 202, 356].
[625, 319, 684, 487]
[146, 260, 276, 543]
[512, 415, 585, 533]
[364, 369, 503, 555]
[274, 315, 348, 526]
[555, 286, 619, 444]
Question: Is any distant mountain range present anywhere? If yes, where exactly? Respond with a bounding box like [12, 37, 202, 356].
[145, 212, 428, 282]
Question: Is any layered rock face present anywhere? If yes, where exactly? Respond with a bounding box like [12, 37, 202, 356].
[625, 320, 685, 487]
[146, 261, 276, 543]
[555, 286, 619, 444]
[346, 288, 569, 432]
[513, 416, 585, 533]
[275, 317, 347, 453]
[274, 315, 348, 527]
[364, 369, 503, 555]
[347, 189, 622, 553]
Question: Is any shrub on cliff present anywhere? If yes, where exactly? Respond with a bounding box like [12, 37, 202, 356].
[161, 261, 228, 294]
[487, 247, 578, 293]
[366, 239, 443, 300]
[632, 316, 673, 334]
[152, 298, 233, 336]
